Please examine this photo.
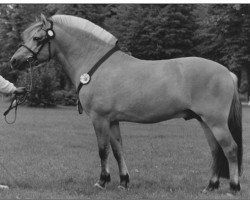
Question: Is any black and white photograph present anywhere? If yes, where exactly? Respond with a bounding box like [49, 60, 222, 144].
[0, 2, 249, 199]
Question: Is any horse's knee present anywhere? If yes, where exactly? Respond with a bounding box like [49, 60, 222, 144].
[99, 145, 110, 159]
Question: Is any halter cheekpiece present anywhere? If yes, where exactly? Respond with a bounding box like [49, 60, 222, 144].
[21, 19, 55, 63]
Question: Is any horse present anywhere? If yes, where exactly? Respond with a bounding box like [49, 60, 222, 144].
[10, 14, 242, 194]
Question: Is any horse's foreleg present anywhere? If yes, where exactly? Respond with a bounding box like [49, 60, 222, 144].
[200, 121, 221, 192]
[92, 117, 111, 189]
[110, 121, 130, 189]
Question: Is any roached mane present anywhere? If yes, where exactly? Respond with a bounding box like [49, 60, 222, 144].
[51, 14, 117, 45]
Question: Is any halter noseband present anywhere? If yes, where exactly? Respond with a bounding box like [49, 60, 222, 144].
[21, 19, 55, 63]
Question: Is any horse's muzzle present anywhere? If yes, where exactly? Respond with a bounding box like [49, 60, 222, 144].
[10, 57, 18, 69]
[10, 56, 29, 71]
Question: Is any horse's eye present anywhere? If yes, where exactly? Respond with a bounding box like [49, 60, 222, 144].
[33, 37, 41, 41]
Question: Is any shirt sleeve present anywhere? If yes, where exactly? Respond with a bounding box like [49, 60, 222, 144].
[0, 75, 16, 94]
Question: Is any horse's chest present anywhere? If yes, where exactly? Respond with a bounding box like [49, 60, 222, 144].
[78, 86, 112, 115]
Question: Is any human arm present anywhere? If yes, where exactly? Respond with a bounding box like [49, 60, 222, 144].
[0, 76, 26, 95]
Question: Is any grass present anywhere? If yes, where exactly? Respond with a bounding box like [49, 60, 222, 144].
[0, 100, 249, 199]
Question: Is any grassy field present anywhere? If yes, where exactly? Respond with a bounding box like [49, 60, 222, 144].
[0, 100, 249, 199]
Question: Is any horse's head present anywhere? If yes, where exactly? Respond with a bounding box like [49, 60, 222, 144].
[10, 14, 56, 70]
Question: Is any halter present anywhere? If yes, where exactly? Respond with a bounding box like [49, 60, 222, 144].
[4, 61, 33, 124]
[21, 19, 55, 63]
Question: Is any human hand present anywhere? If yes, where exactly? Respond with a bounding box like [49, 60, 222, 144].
[13, 87, 27, 95]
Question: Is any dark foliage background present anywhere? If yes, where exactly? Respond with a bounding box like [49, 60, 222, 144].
[1, 4, 250, 106]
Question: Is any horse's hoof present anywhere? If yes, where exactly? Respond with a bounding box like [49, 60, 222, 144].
[94, 173, 110, 189]
[119, 174, 129, 190]
[229, 182, 240, 195]
[203, 180, 220, 193]
[94, 182, 105, 190]
[0, 184, 9, 190]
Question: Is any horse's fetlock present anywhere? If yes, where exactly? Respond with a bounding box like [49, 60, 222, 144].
[100, 173, 111, 183]
[120, 173, 129, 189]
[208, 180, 220, 190]
[120, 173, 129, 182]
[230, 181, 241, 193]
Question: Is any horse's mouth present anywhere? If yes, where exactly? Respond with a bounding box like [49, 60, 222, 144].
[16, 61, 30, 71]
[13, 59, 40, 71]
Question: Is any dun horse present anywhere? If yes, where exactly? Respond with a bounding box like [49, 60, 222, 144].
[10, 14, 242, 194]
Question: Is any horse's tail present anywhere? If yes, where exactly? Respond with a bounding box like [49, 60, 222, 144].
[227, 72, 243, 176]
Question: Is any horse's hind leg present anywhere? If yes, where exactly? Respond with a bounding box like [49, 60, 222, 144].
[92, 116, 111, 189]
[200, 121, 222, 192]
[205, 120, 240, 193]
[110, 121, 129, 189]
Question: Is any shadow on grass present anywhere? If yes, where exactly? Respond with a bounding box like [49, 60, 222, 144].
[6, 175, 106, 196]
[130, 174, 206, 195]
[3, 172, 232, 197]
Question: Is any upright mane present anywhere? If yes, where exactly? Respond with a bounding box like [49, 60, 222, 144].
[51, 14, 117, 45]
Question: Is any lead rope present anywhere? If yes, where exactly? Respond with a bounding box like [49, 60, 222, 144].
[3, 61, 33, 124]
[0, 62, 33, 189]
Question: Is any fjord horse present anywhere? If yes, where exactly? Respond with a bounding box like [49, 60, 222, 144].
[10, 14, 242, 194]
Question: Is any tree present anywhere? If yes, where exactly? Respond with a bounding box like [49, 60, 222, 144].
[47, 4, 110, 27]
[0, 4, 47, 82]
[195, 4, 250, 93]
[0, 4, 60, 106]
[105, 4, 198, 60]
[16, 62, 58, 107]
[2, 4, 250, 105]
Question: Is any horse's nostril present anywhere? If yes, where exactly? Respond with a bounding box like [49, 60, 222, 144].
[10, 58, 17, 67]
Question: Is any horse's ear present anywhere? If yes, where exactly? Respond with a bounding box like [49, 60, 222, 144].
[40, 13, 49, 27]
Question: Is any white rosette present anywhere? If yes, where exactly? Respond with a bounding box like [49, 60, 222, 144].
[80, 73, 90, 85]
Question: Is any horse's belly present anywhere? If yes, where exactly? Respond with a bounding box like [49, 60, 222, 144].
[109, 74, 190, 123]
[112, 95, 189, 123]
[114, 110, 186, 123]
[116, 112, 183, 123]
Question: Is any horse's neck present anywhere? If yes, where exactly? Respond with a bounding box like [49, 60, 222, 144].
[54, 26, 114, 88]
